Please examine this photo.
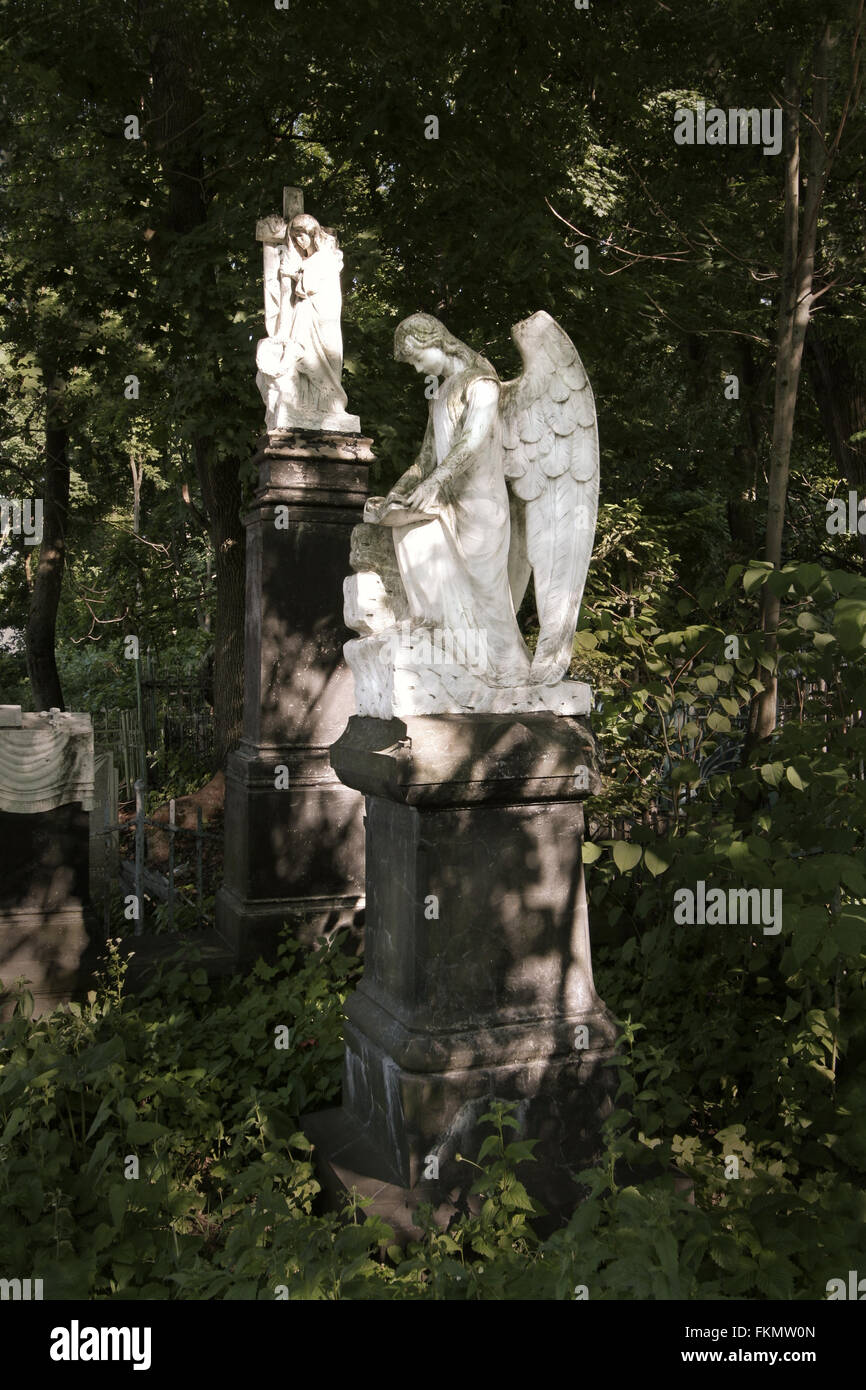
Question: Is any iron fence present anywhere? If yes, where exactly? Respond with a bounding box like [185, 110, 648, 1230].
[90, 780, 220, 936]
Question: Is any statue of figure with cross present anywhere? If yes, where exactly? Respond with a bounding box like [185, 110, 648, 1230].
[254, 186, 359, 433]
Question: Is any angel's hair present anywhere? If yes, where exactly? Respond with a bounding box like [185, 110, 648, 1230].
[394, 314, 494, 373]
[289, 213, 322, 249]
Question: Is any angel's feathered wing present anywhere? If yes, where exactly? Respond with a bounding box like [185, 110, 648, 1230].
[499, 310, 599, 684]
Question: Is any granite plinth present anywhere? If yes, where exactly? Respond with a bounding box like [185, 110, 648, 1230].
[305, 711, 618, 1227]
[215, 429, 372, 960]
[0, 711, 96, 1018]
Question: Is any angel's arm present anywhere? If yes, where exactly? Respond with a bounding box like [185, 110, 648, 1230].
[432, 377, 499, 486]
[401, 378, 500, 514]
[387, 410, 437, 498]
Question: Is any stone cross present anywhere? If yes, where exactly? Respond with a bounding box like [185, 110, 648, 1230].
[254, 186, 338, 338]
[255, 186, 305, 336]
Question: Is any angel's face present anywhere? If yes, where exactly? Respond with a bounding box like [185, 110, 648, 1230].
[292, 230, 312, 255]
[407, 345, 447, 377]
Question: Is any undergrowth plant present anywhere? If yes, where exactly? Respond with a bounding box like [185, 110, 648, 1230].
[1, 563, 864, 1299]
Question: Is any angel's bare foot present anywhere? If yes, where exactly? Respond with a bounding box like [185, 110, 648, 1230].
[529, 660, 565, 686]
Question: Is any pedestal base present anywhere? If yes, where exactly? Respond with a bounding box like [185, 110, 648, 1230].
[215, 741, 365, 959]
[305, 1036, 617, 1237]
[345, 630, 593, 718]
[215, 430, 372, 960]
[307, 711, 620, 1226]
[0, 803, 96, 1019]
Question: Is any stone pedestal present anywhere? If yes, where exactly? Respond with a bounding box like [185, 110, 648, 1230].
[304, 710, 618, 1230]
[0, 708, 96, 1019]
[215, 430, 372, 961]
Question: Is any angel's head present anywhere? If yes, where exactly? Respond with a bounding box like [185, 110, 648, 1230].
[394, 314, 491, 377]
[289, 213, 321, 257]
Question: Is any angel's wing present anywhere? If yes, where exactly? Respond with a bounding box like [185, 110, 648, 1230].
[499, 311, 599, 684]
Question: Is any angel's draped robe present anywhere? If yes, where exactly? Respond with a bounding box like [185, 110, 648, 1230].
[392, 368, 531, 685]
[258, 242, 348, 419]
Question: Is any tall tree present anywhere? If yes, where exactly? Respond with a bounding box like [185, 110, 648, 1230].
[752, 15, 860, 740]
[25, 374, 68, 708]
[142, 6, 247, 766]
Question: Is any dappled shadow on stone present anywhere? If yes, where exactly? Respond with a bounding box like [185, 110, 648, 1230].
[215, 429, 374, 959]
[305, 711, 619, 1231]
[0, 804, 95, 1019]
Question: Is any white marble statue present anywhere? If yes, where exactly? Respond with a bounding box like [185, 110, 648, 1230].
[345, 311, 599, 718]
[255, 188, 359, 432]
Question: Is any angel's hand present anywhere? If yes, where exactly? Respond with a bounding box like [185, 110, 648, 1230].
[404, 474, 444, 515]
[363, 495, 389, 523]
[378, 487, 410, 514]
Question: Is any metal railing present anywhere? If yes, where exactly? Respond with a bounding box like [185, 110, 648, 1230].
[91, 779, 220, 936]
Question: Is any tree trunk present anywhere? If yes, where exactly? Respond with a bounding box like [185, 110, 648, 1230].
[26, 377, 69, 710]
[749, 27, 836, 743]
[194, 439, 245, 767]
[727, 341, 766, 554]
[145, 8, 246, 771]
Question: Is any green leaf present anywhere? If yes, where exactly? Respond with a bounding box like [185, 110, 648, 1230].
[707, 712, 732, 733]
[834, 598, 866, 651]
[504, 1139, 539, 1164]
[643, 848, 671, 877]
[743, 563, 773, 595]
[791, 908, 827, 965]
[126, 1120, 170, 1142]
[671, 759, 700, 785]
[477, 1134, 502, 1161]
[582, 841, 603, 864]
[1, 1107, 25, 1142]
[835, 908, 866, 958]
[793, 563, 823, 594]
[760, 762, 785, 789]
[796, 610, 822, 631]
[767, 568, 794, 597]
[108, 1184, 127, 1230]
[613, 842, 642, 873]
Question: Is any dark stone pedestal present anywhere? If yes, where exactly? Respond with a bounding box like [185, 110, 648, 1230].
[215, 430, 372, 961]
[0, 804, 96, 1020]
[303, 712, 619, 1232]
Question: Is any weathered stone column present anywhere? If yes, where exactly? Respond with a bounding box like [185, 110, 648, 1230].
[215, 430, 372, 959]
[0, 707, 96, 1019]
[305, 710, 618, 1229]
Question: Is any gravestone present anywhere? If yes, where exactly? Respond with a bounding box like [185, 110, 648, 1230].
[0, 707, 96, 1019]
[304, 311, 618, 1231]
[215, 188, 372, 961]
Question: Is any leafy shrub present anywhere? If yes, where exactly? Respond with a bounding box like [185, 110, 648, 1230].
[2, 562, 864, 1299]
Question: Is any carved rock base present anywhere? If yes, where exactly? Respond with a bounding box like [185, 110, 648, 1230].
[345, 631, 592, 718]
[267, 413, 361, 435]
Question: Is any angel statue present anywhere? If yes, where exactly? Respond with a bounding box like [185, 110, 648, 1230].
[344, 311, 599, 717]
[255, 209, 358, 431]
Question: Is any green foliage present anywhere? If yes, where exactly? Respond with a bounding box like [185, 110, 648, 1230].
[0, 0, 863, 1302]
[0, 930, 359, 1298]
[3, 0, 861, 712]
